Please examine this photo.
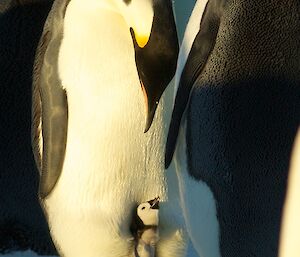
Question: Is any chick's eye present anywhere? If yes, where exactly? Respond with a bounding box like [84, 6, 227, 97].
[142, 207, 146, 210]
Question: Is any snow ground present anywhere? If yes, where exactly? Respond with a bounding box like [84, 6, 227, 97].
[1, 243, 199, 257]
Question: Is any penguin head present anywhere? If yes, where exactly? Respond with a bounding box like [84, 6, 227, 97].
[113, 0, 179, 132]
[137, 197, 160, 226]
[116, 0, 154, 48]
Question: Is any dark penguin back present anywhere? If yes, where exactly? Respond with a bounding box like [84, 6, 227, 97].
[186, 0, 299, 256]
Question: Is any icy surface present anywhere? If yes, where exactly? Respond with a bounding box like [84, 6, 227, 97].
[1, 243, 199, 257]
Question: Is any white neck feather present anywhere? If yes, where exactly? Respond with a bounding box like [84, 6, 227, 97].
[70, 0, 119, 14]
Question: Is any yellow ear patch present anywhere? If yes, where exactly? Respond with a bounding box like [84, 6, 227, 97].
[135, 34, 150, 48]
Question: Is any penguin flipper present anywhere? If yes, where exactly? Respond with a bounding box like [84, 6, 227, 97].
[165, 0, 225, 168]
[32, 0, 70, 199]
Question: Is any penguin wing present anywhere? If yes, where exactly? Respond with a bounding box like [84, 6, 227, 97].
[165, 0, 225, 168]
[32, 0, 70, 199]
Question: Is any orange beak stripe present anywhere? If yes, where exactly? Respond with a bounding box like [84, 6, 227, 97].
[140, 80, 148, 116]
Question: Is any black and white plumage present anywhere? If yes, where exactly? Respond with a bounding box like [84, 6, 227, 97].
[166, 0, 300, 257]
[31, 0, 186, 256]
[131, 197, 160, 257]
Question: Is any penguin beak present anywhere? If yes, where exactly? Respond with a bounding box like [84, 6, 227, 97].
[148, 197, 160, 210]
[130, 0, 179, 132]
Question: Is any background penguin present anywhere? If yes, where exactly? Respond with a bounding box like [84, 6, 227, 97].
[131, 197, 160, 257]
[0, 0, 56, 254]
[166, 0, 300, 257]
[32, 0, 186, 257]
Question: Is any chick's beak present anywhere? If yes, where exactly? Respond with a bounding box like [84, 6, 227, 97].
[148, 197, 160, 210]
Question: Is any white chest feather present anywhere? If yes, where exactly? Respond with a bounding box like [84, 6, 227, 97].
[279, 130, 300, 257]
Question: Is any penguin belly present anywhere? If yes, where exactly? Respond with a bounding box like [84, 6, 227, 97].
[174, 119, 221, 257]
[42, 2, 184, 257]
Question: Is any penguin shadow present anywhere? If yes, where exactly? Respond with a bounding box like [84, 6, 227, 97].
[0, 1, 57, 255]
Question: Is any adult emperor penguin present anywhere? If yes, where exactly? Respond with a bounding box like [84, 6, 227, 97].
[166, 0, 300, 257]
[31, 0, 186, 257]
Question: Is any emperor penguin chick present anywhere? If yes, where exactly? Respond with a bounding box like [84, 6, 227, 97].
[132, 197, 160, 257]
